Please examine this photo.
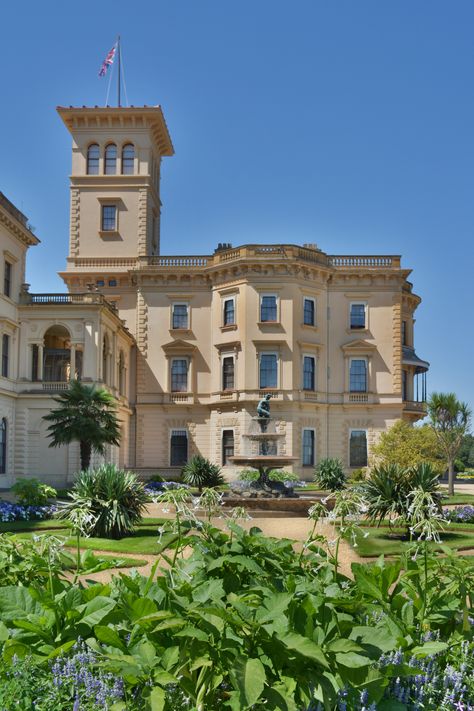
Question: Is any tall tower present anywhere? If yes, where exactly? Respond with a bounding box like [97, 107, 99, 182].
[57, 105, 174, 290]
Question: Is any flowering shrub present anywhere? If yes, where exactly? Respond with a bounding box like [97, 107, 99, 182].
[444, 505, 474, 523]
[145, 480, 189, 495]
[0, 499, 57, 522]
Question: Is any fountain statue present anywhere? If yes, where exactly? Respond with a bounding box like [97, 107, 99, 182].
[229, 394, 298, 497]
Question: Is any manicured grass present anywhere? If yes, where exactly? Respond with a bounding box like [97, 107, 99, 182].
[352, 524, 474, 558]
[441, 493, 474, 505]
[0, 520, 70, 533]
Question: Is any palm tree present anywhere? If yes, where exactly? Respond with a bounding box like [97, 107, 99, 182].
[43, 380, 121, 471]
[427, 392, 472, 496]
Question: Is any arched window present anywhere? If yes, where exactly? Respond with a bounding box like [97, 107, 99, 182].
[87, 144, 100, 175]
[121, 144, 134, 174]
[0, 418, 7, 474]
[104, 144, 117, 174]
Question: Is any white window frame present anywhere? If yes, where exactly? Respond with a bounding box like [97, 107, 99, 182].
[221, 353, 236, 391]
[259, 293, 279, 323]
[169, 428, 188, 467]
[100, 203, 118, 233]
[302, 353, 316, 391]
[170, 357, 189, 392]
[302, 427, 316, 467]
[349, 357, 368, 393]
[258, 351, 279, 389]
[349, 301, 368, 330]
[222, 296, 236, 326]
[221, 427, 236, 466]
[348, 428, 368, 468]
[171, 302, 190, 330]
[303, 296, 316, 327]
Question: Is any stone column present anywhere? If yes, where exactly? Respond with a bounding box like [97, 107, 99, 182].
[38, 344, 44, 380]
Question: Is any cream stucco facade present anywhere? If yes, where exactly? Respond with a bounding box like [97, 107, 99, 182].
[0, 104, 429, 487]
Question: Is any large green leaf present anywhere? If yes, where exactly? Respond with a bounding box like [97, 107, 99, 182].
[76, 596, 116, 629]
[0, 587, 44, 620]
[410, 641, 448, 658]
[256, 592, 292, 624]
[192, 579, 225, 603]
[150, 686, 166, 711]
[235, 657, 266, 707]
[281, 632, 329, 669]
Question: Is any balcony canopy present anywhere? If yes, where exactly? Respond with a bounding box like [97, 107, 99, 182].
[402, 346, 429, 374]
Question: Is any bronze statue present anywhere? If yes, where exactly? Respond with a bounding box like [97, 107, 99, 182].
[257, 392, 272, 419]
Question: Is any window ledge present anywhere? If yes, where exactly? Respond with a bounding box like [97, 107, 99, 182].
[346, 328, 369, 335]
[220, 324, 238, 332]
[301, 323, 318, 331]
[169, 328, 192, 336]
[99, 230, 120, 238]
[257, 321, 283, 328]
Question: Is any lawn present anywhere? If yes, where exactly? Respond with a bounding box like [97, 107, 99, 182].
[352, 523, 474, 557]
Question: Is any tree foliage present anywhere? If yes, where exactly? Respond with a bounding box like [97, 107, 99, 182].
[182, 455, 224, 492]
[427, 392, 472, 495]
[313, 458, 346, 491]
[43, 380, 121, 470]
[370, 420, 443, 472]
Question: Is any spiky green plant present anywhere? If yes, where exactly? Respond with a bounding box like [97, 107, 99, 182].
[43, 380, 121, 470]
[182, 455, 224, 493]
[314, 458, 346, 491]
[57, 465, 148, 539]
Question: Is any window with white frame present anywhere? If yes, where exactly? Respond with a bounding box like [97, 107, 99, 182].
[350, 430, 368, 467]
[259, 353, 278, 389]
[223, 297, 235, 326]
[350, 303, 367, 330]
[222, 430, 235, 465]
[222, 356, 235, 390]
[303, 297, 315, 326]
[303, 355, 316, 391]
[349, 358, 367, 392]
[170, 358, 188, 392]
[170, 429, 188, 466]
[260, 294, 278, 322]
[172, 303, 189, 329]
[302, 428, 315, 467]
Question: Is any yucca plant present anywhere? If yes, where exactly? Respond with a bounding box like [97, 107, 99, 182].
[57, 465, 149, 539]
[314, 458, 346, 491]
[182, 455, 224, 493]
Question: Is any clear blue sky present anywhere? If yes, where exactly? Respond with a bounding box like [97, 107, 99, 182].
[1, 1, 473, 413]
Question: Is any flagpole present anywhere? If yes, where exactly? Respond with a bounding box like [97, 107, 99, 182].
[117, 35, 121, 107]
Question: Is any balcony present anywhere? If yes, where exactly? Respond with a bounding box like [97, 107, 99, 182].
[403, 400, 427, 415]
[344, 392, 374, 404]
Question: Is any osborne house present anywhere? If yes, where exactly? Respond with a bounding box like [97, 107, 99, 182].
[0, 105, 429, 488]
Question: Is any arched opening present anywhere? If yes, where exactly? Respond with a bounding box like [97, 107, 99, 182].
[121, 143, 134, 174]
[42, 326, 82, 382]
[102, 334, 110, 384]
[118, 349, 126, 395]
[86, 144, 100, 174]
[104, 144, 117, 174]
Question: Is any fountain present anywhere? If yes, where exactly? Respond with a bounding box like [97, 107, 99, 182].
[228, 394, 299, 497]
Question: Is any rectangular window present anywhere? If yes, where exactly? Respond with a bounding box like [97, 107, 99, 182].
[302, 429, 315, 467]
[108, 279, 117, 287]
[4, 262, 11, 298]
[222, 356, 235, 390]
[350, 303, 366, 329]
[402, 370, 408, 401]
[171, 359, 188, 392]
[402, 320, 407, 346]
[260, 294, 277, 322]
[222, 430, 235, 465]
[223, 298, 235, 326]
[350, 359, 367, 392]
[303, 297, 315, 326]
[259, 353, 278, 389]
[170, 429, 188, 467]
[1, 335, 9, 378]
[303, 355, 315, 391]
[172, 303, 189, 329]
[0, 419, 6, 474]
[101, 205, 117, 232]
[350, 430, 368, 467]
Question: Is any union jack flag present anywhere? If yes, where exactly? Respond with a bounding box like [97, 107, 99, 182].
[98, 43, 117, 77]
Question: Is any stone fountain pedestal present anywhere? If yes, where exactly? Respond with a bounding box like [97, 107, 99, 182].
[228, 415, 298, 498]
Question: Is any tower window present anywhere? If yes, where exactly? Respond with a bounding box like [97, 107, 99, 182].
[260, 294, 277, 322]
[172, 303, 189, 329]
[171, 359, 188, 392]
[223, 298, 235, 326]
[303, 355, 315, 391]
[302, 428, 315, 466]
[87, 144, 100, 175]
[259, 353, 278, 389]
[303, 297, 315, 326]
[222, 356, 235, 390]
[2, 335, 9, 378]
[350, 303, 366, 329]
[101, 205, 117, 231]
[349, 359, 367, 392]
[122, 143, 135, 174]
[104, 144, 117, 174]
